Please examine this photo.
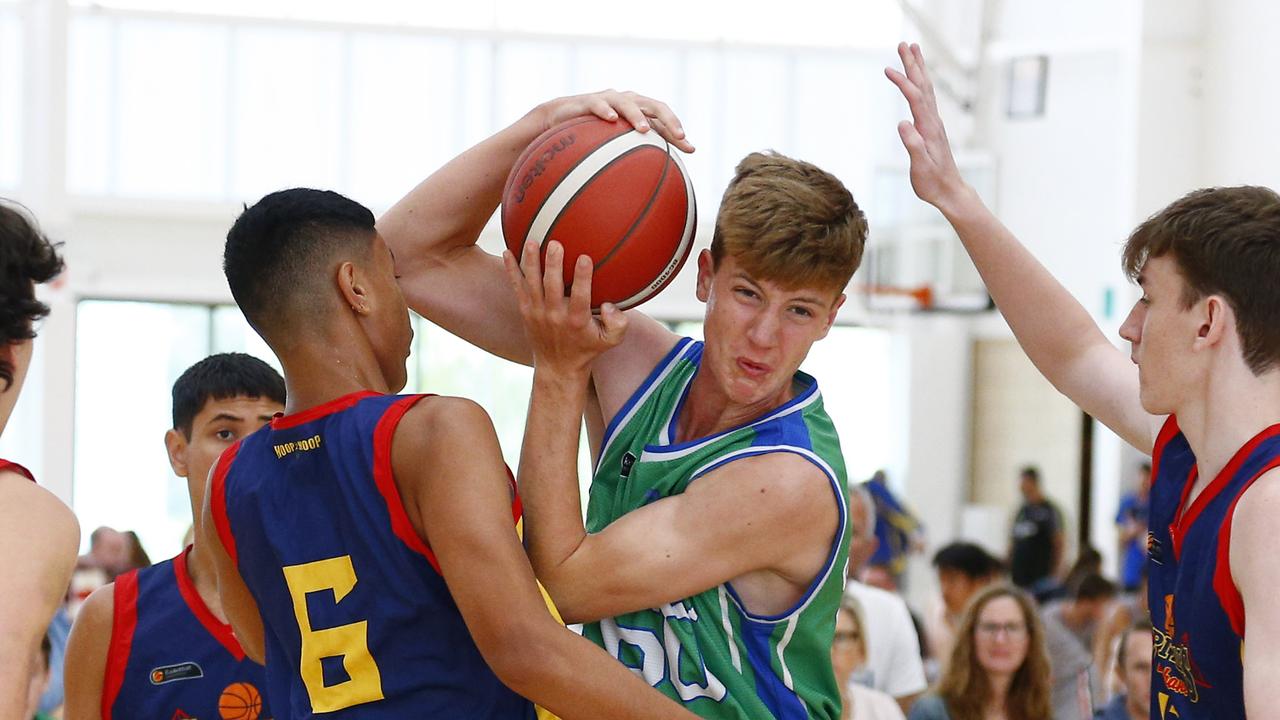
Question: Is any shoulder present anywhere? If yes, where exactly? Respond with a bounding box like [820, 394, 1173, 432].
[1228, 466, 1280, 575]
[906, 694, 951, 720]
[693, 452, 836, 512]
[76, 583, 118, 634]
[0, 475, 79, 564]
[395, 395, 496, 448]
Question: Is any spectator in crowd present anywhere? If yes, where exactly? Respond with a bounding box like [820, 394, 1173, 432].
[908, 584, 1053, 720]
[833, 596, 907, 720]
[1092, 621, 1152, 720]
[845, 482, 929, 713]
[927, 542, 1004, 663]
[1056, 546, 1103, 604]
[1114, 462, 1151, 593]
[1091, 570, 1149, 704]
[1040, 573, 1117, 719]
[865, 470, 924, 588]
[80, 526, 130, 579]
[35, 603, 71, 717]
[1009, 466, 1065, 600]
[122, 529, 151, 570]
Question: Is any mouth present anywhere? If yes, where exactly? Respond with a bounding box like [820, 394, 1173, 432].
[736, 357, 771, 378]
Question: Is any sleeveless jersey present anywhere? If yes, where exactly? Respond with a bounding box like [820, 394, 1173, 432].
[583, 338, 851, 719]
[0, 458, 34, 482]
[1147, 416, 1280, 719]
[102, 547, 269, 720]
[210, 391, 533, 719]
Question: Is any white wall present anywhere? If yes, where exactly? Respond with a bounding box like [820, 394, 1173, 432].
[1203, 0, 1280, 187]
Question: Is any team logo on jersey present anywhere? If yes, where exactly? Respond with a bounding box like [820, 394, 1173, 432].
[1153, 621, 1206, 703]
[150, 662, 204, 684]
[170, 711, 195, 720]
[620, 451, 637, 478]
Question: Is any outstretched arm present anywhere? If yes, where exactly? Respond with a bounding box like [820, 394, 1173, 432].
[0, 474, 78, 720]
[380, 90, 691, 366]
[885, 42, 1161, 453]
[397, 397, 697, 719]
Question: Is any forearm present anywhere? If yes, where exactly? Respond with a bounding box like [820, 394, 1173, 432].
[938, 188, 1113, 390]
[519, 369, 593, 578]
[379, 106, 548, 262]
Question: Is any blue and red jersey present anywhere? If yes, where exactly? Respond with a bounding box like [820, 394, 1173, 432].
[1147, 417, 1280, 719]
[210, 390, 533, 719]
[103, 546, 269, 720]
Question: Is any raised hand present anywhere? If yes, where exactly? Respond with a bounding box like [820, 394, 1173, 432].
[884, 42, 969, 212]
[502, 240, 629, 375]
[538, 89, 696, 154]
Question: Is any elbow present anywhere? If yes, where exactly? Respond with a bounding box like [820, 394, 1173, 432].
[537, 571, 597, 625]
[474, 621, 563, 696]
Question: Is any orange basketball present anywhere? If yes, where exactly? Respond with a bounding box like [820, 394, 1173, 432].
[502, 116, 697, 310]
[219, 681, 263, 720]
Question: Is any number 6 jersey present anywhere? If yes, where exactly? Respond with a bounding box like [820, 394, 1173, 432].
[210, 391, 534, 719]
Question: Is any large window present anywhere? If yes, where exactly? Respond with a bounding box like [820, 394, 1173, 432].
[0, 4, 21, 190]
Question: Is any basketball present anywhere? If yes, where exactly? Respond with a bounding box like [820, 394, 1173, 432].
[501, 116, 697, 310]
[219, 681, 263, 720]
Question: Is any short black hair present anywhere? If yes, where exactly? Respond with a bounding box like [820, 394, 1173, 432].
[1020, 465, 1041, 482]
[172, 353, 286, 437]
[223, 188, 376, 333]
[0, 200, 64, 389]
[1070, 572, 1117, 602]
[933, 542, 1004, 579]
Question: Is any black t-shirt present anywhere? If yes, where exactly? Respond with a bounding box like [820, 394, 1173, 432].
[1010, 500, 1061, 586]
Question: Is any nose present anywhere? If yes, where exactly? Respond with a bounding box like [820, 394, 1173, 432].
[1119, 301, 1144, 346]
[745, 309, 780, 348]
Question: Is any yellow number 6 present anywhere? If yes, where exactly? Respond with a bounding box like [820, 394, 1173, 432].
[283, 556, 384, 712]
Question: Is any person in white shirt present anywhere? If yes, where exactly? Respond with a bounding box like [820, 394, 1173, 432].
[845, 482, 928, 713]
[834, 596, 907, 720]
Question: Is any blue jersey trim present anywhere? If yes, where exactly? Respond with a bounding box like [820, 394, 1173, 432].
[597, 336, 693, 463]
[690, 444, 847, 624]
[740, 620, 807, 720]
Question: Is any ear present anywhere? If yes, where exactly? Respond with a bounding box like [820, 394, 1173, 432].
[336, 261, 370, 315]
[1195, 295, 1230, 348]
[695, 249, 714, 303]
[817, 294, 846, 340]
[164, 428, 190, 478]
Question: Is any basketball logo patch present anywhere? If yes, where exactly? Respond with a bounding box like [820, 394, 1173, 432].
[149, 662, 203, 684]
[219, 681, 263, 720]
[620, 451, 637, 478]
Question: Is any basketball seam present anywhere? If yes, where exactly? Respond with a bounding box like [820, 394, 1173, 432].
[506, 121, 632, 245]
[613, 147, 697, 310]
[590, 135, 673, 273]
[501, 115, 599, 216]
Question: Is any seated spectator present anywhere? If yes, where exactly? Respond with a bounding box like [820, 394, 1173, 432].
[1092, 571, 1148, 703]
[908, 584, 1053, 720]
[79, 526, 130, 580]
[1043, 573, 1118, 653]
[833, 597, 907, 720]
[122, 530, 151, 570]
[845, 483, 928, 712]
[926, 542, 1004, 663]
[1093, 621, 1152, 720]
[1039, 574, 1116, 719]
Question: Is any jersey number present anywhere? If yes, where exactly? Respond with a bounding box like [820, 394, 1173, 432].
[283, 556, 384, 712]
[599, 613, 727, 702]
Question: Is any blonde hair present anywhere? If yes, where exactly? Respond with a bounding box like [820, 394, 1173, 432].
[711, 151, 867, 295]
[936, 584, 1052, 720]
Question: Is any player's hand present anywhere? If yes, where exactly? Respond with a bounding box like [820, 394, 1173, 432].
[884, 43, 969, 212]
[537, 89, 695, 154]
[503, 239, 629, 375]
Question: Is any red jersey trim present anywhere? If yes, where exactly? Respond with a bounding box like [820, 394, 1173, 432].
[507, 465, 523, 526]
[1213, 455, 1280, 637]
[1173, 424, 1280, 558]
[210, 441, 243, 566]
[173, 546, 246, 661]
[0, 458, 34, 482]
[271, 390, 381, 431]
[103, 570, 140, 720]
[371, 395, 441, 574]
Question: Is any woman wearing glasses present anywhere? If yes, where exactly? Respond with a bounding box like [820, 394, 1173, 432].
[908, 585, 1053, 720]
[832, 597, 906, 719]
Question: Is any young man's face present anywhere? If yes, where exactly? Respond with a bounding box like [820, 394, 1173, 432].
[1119, 255, 1209, 415]
[165, 394, 283, 520]
[1119, 629, 1153, 716]
[695, 251, 843, 408]
[365, 232, 415, 393]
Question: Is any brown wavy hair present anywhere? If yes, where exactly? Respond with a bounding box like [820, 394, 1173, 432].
[936, 583, 1052, 720]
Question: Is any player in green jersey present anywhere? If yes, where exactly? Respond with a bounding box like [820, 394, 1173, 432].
[385, 97, 867, 718]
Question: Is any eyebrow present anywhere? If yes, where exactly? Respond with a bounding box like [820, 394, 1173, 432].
[733, 272, 827, 306]
[209, 412, 244, 424]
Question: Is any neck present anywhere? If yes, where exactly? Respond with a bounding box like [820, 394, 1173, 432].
[986, 672, 1012, 707]
[276, 325, 395, 415]
[1175, 364, 1280, 485]
[676, 367, 793, 443]
[185, 543, 227, 623]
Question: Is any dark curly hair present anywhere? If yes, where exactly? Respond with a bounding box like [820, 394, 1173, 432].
[1, 200, 64, 390]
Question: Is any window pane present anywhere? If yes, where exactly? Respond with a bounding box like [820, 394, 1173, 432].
[210, 305, 281, 372]
[347, 34, 460, 208]
[0, 9, 21, 189]
[74, 301, 213, 559]
[230, 27, 344, 201]
[67, 14, 116, 195]
[493, 42, 570, 127]
[570, 45, 682, 103]
[111, 19, 230, 198]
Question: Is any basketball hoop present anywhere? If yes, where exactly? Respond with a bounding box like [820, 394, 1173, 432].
[859, 283, 936, 311]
